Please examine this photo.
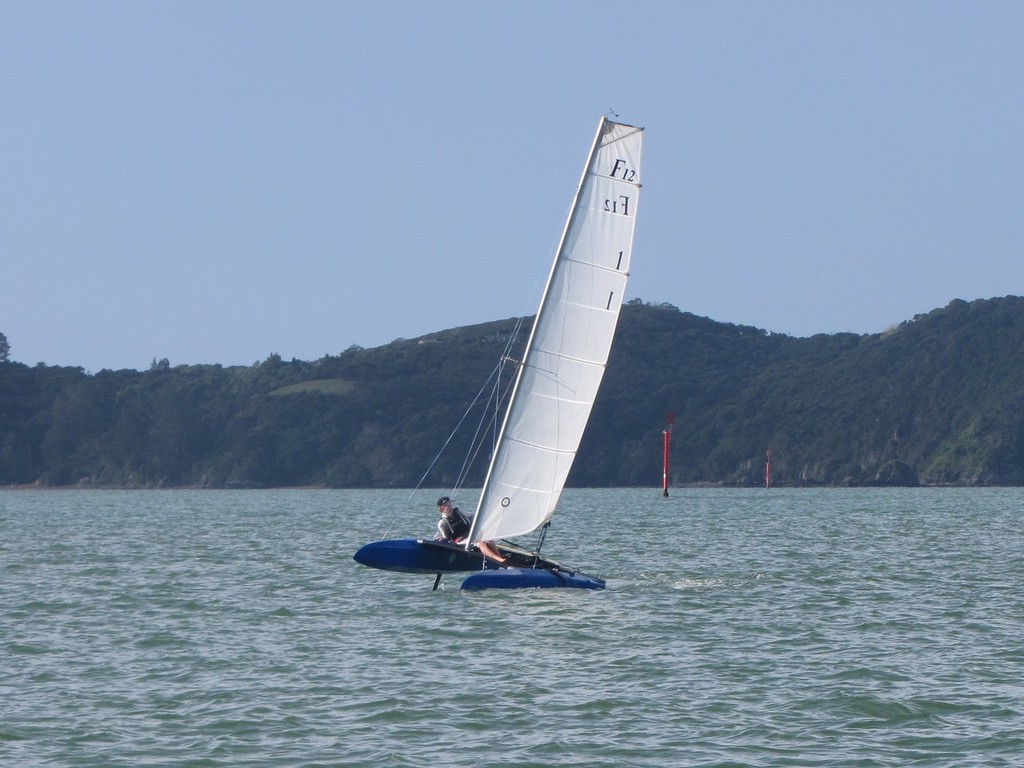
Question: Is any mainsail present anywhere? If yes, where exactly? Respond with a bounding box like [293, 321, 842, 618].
[468, 118, 644, 544]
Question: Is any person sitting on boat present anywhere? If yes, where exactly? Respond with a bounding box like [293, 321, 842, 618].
[436, 496, 510, 565]
[436, 496, 471, 544]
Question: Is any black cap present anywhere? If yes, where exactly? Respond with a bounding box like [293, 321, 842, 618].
[437, 496, 451, 507]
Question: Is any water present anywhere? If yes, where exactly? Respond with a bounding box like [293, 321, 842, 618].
[2, 488, 1023, 767]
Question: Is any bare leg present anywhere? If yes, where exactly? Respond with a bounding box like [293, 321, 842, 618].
[477, 540, 509, 565]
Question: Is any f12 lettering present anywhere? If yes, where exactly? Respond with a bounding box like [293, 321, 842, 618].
[605, 158, 636, 215]
[604, 195, 630, 215]
[610, 159, 637, 182]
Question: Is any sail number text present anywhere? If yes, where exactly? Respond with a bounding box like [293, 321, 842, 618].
[602, 158, 638, 216]
[604, 195, 631, 216]
[610, 158, 637, 182]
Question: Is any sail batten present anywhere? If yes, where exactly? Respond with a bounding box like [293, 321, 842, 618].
[504, 440, 576, 455]
[528, 352, 607, 369]
[468, 117, 643, 544]
[562, 261, 631, 277]
[523, 392, 593, 407]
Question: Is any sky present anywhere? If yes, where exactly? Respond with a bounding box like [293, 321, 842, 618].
[2, 1, 1022, 372]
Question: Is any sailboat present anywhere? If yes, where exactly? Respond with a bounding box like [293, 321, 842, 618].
[354, 116, 643, 590]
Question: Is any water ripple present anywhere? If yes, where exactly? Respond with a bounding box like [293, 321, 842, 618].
[2, 488, 1024, 766]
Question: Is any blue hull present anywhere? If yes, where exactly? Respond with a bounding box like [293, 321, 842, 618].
[354, 538, 605, 590]
[353, 538, 492, 574]
[461, 567, 605, 591]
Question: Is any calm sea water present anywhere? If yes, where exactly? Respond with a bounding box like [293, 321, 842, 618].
[2, 487, 1023, 767]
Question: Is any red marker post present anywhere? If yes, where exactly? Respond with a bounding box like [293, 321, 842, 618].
[662, 411, 676, 497]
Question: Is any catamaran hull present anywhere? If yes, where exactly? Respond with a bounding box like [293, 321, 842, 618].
[461, 567, 605, 590]
[353, 538, 492, 574]
[354, 538, 605, 590]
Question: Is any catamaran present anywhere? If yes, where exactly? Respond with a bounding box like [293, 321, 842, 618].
[354, 116, 643, 589]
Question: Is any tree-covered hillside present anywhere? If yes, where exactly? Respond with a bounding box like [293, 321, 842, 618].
[594, 296, 1024, 486]
[2, 296, 1023, 487]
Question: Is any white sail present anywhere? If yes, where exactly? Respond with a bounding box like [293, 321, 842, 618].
[469, 118, 643, 544]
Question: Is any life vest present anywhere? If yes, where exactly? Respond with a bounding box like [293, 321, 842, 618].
[438, 507, 471, 542]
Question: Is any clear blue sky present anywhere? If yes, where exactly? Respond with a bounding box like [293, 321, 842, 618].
[3, 1, 1022, 371]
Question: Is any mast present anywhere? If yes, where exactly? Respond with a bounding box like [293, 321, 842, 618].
[467, 117, 643, 545]
[466, 118, 608, 546]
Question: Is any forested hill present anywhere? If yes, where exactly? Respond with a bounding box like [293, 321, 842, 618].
[2, 295, 1024, 488]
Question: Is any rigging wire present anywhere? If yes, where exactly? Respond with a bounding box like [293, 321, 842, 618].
[449, 319, 527, 499]
[452, 350, 520, 495]
[376, 316, 530, 541]
[411, 362, 502, 496]
[412, 316, 528, 502]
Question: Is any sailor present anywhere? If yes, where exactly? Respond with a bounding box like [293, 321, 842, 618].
[435, 496, 471, 543]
